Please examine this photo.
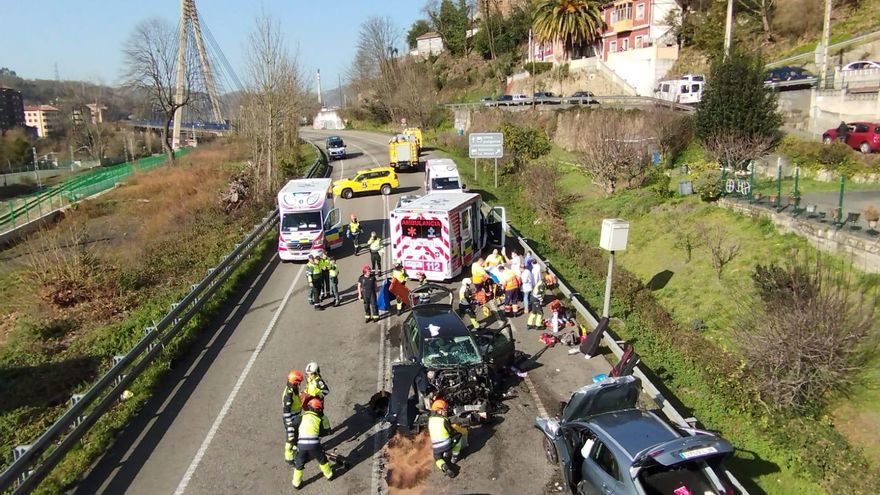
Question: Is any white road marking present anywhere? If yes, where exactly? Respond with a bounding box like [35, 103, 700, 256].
[173, 262, 305, 495]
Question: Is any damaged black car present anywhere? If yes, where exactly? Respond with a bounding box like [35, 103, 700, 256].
[387, 284, 515, 429]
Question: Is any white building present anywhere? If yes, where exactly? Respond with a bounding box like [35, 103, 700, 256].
[24, 105, 60, 138]
[416, 32, 444, 58]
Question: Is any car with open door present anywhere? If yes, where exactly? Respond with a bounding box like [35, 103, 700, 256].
[536, 376, 738, 495]
[390, 284, 515, 426]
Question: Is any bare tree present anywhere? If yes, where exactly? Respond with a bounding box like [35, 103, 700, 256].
[390, 59, 441, 129]
[122, 18, 195, 163]
[702, 130, 775, 172]
[578, 110, 653, 194]
[697, 224, 740, 279]
[349, 17, 402, 123]
[735, 255, 878, 411]
[648, 109, 693, 165]
[740, 0, 776, 42]
[674, 227, 701, 263]
[239, 13, 305, 196]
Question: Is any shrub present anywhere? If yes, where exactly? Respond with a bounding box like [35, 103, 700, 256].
[693, 169, 723, 201]
[524, 61, 552, 75]
[735, 257, 878, 411]
[499, 122, 551, 172]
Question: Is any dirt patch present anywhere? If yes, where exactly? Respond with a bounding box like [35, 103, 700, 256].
[384, 431, 434, 495]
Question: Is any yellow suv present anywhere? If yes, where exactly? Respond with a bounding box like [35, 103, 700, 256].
[332, 166, 399, 199]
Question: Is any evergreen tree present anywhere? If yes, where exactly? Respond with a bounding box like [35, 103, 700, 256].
[429, 0, 470, 57]
[406, 20, 432, 49]
[695, 49, 782, 142]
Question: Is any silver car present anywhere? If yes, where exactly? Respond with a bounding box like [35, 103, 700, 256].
[536, 376, 737, 495]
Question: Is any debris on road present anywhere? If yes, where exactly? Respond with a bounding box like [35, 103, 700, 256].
[384, 432, 433, 494]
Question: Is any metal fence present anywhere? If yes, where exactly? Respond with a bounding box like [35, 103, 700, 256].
[0, 143, 328, 494]
[445, 95, 695, 112]
[0, 151, 190, 236]
[715, 163, 880, 234]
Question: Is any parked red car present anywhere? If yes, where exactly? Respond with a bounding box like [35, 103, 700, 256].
[822, 122, 880, 153]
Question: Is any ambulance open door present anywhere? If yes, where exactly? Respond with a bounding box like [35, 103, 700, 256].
[486, 206, 506, 250]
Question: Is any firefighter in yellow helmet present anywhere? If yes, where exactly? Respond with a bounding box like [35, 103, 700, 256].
[427, 399, 467, 478]
[282, 370, 304, 464]
[291, 398, 333, 489]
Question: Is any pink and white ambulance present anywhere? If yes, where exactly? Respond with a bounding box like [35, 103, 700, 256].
[389, 192, 506, 281]
[276, 178, 343, 261]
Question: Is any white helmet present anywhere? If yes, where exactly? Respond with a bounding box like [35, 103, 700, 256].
[462, 277, 472, 286]
[305, 362, 319, 374]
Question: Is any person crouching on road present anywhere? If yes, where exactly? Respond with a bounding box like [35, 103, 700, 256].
[457, 278, 480, 330]
[428, 399, 466, 478]
[357, 265, 379, 322]
[282, 370, 304, 465]
[292, 398, 334, 489]
[327, 256, 340, 306]
[368, 231, 383, 272]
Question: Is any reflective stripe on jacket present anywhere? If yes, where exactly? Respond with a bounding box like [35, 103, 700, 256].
[428, 415, 452, 452]
[297, 411, 329, 446]
[306, 374, 329, 398]
[282, 385, 302, 429]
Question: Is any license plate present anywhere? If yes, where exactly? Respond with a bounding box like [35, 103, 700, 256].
[680, 446, 718, 459]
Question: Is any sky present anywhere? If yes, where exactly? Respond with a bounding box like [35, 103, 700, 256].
[0, 0, 425, 93]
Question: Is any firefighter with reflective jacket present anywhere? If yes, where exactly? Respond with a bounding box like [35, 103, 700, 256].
[428, 399, 466, 478]
[305, 256, 322, 310]
[302, 361, 330, 404]
[458, 278, 480, 329]
[292, 398, 334, 489]
[391, 262, 407, 313]
[282, 370, 304, 464]
[348, 214, 363, 253]
[527, 277, 547, 330]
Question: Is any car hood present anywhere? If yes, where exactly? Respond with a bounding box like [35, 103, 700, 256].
[561, 375, 640, 423]
[631, 434, 733, 470]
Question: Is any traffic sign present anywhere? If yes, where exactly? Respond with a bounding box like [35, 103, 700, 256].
[468, 133, 503, 158]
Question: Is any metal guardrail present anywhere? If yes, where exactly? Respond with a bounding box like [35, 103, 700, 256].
[0, 142, 328, 494]
[446, 95, 695, 112]
[501, 222, 750, 494]
[766, 27, 880, 68]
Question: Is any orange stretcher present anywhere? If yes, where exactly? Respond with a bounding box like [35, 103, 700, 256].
[389, 278, 410, 305]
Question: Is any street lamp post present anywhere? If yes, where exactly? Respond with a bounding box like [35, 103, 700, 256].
[599, 219, 630, 318]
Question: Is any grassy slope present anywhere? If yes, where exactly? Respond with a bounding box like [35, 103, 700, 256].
[426, 134, 880, 493]
[0, 140, 277, 492]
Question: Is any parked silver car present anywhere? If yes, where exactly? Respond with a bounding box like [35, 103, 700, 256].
[536, 376, 737, 495]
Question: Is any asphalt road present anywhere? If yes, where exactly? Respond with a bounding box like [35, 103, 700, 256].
[73, 129, 611, 494]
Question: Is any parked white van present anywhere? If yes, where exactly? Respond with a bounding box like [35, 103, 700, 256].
[424, 158, 464, 194]
[655, 74, 704, 105]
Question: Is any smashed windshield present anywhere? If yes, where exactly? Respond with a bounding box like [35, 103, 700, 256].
[281, 211, 321, 232]
[431, 177, 460, 190]
[423, 335, 482, 367]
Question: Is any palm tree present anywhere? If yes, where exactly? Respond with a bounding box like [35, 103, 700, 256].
[532, 0, 604, 60]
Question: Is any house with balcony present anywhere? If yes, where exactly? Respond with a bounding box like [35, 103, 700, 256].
[599, 0, 681, 96]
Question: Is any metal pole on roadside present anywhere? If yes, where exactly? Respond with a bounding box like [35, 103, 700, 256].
[793, 166, 800, 213]
[748, 160, 754, 203]
[474, 158, 477, 180]
[603, 251, 615, 318]
[494, 157, 498, 188]
[32, 147, 42, 189]
[836, 175, 845, 226]
[723, 0, 734, 58]
[775, 159, 782, 211]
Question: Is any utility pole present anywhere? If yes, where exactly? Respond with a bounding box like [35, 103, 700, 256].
[338, 74, 343, 108]
[317, 69, 323, 108]
[820, 0, 833, 89]
[723, 0, 734, 58]
[172, 0, 188, 149]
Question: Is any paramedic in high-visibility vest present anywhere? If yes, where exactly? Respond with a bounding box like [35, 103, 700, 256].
[471, 258, 487, 292]
[428, 399, 466, 478]
[391, 262, 407, 313]
[327, 256, 340, 307]
[348, 214, 362, 253]
[457, 278, 480, 329]
[368, 231, 382, 272]
[291, 398, 334, 489]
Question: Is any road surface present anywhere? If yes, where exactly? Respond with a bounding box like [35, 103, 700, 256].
[74, 129, 611, 494]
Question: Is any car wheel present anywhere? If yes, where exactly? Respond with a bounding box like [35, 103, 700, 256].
[543, 436, 558, 464]
[380, 184, 392, 195]
[823, 136, 832, 144]
[860, 142, 871, 153]
[342, 188, 353, 199]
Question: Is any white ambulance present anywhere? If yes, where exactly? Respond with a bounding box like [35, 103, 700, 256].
[276, 178, 343, 261]
[424, 158, 464, 194]
[389, 192, 506, 281]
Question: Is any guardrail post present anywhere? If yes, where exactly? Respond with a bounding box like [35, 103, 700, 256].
[69, 394, 86, 427]
[12, 445, 33, 484]
[111, 355, 126, 386]
[8, 200, 13, 226]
